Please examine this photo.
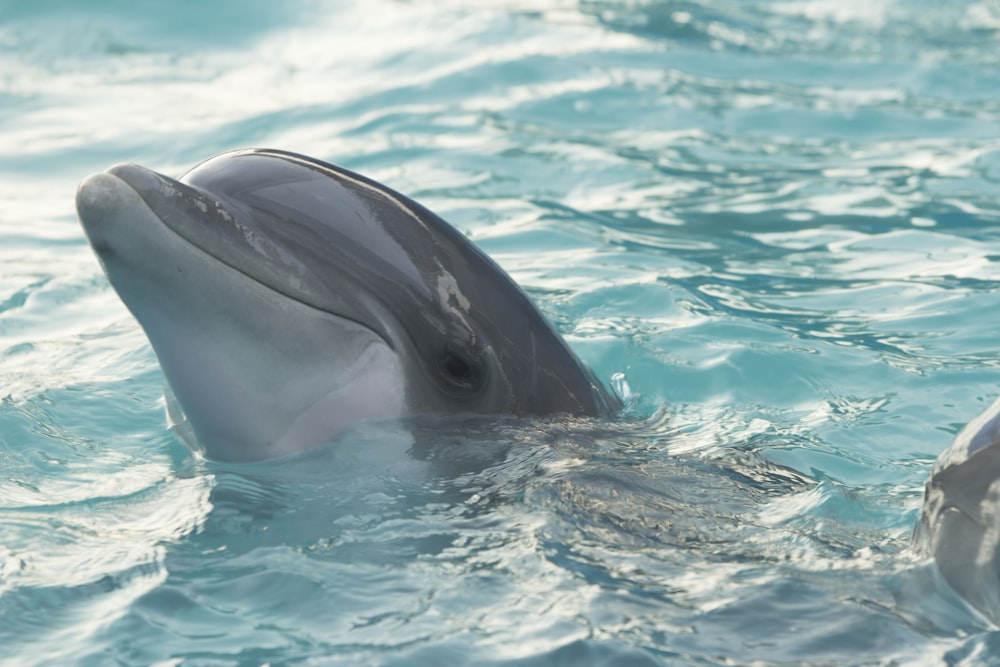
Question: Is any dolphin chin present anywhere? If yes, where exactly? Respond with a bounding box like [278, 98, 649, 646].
[77, 148, 619, 462]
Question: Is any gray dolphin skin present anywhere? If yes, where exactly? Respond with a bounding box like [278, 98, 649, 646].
[915, 396, 1000, 620]
[76, 148, 619, 462]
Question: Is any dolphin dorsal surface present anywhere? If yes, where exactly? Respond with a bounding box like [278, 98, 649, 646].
[76, 148, 620, 461]
[915, 396, 1000, 619]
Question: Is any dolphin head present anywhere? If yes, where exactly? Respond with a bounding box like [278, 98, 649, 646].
[76, 149, 618, 461]
[915, 396, 1000, 619]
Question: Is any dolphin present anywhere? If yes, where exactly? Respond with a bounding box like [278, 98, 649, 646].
[915, 396, 1000, 620]
[76, 148, 619, 462]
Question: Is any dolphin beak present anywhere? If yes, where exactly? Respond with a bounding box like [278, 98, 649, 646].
[105, 163, 175, 201]
[102, 163, 228, 234]
[76, 169, 160, 260]
[76, 163, 209, 243]
[76, 171, 131, 233]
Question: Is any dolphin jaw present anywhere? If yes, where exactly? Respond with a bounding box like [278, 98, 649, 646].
[76, 166, 408, 462]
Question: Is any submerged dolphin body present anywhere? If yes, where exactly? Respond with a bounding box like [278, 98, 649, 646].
[915, 396, 1000, 619]
[76, 149, 619, 462]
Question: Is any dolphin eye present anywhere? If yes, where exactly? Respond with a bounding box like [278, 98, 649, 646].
[445, 354, 471, 382]
[440, 347, 484, 394]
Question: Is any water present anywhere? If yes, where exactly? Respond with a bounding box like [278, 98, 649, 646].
[2, 0, 1000, 664]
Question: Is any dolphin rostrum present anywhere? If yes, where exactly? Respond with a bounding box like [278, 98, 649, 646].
[76, 149, 620, 461]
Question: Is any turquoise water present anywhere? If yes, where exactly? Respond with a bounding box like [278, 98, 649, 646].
[2, 0, 1000, 664]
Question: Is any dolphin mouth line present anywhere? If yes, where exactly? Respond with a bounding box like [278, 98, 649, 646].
[104, 169, 396, 352]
